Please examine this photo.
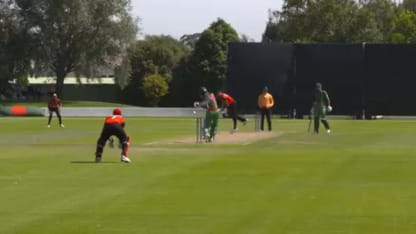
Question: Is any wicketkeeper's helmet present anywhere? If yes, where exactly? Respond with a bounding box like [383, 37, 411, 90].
[113, 108, 122, 115]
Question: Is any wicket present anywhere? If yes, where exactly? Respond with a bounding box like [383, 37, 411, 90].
[195, 116, 204, 143]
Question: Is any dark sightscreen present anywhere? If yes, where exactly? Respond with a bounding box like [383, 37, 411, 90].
[226, 43, 416, 116]
[364, 44, 416, 115]
[294, 44, 364, 116]
[226, 43, 294, 114]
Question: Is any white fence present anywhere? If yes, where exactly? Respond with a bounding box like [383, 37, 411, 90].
[42, 107, 206, 118]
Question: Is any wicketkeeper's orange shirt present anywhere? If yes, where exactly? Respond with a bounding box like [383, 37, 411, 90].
[105, 115, 125, 126]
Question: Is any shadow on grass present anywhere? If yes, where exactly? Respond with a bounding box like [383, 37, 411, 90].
[70, 161, 118, 164]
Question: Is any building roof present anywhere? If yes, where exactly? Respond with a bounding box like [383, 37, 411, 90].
[27, 77, 116, 85]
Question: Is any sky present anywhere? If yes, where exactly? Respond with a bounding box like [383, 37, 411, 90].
[130, 0, 283, 42]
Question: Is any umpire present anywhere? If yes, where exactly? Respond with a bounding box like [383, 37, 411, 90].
[257, 86, 274, 131]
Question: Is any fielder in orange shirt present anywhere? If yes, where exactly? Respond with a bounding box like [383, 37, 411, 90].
[95, 108, 131, 163]
[47, 93, 64, 128]
[218, 91, 247, 132]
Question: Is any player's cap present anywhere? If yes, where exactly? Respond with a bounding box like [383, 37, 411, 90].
[200, 86, 208, 94]
[113, 108, 122, 115]
[52, 93, 57, 97]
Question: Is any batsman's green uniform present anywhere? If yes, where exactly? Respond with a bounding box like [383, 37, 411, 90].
[200, 87, 220, 142]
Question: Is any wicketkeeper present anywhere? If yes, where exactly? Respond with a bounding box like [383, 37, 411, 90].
[95, 108, 131, 163]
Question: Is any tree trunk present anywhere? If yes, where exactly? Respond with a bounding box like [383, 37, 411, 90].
[55, 69, 66, 97]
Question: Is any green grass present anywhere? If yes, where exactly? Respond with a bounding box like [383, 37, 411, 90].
[1, 117, 416, 233]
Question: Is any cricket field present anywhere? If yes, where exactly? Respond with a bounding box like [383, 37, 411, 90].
[1, 117, 416, 234]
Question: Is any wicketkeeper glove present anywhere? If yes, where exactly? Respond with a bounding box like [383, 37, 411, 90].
[108, 137, 115, 148]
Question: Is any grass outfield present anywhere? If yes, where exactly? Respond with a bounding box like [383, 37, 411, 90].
[1, 117, 416, 233]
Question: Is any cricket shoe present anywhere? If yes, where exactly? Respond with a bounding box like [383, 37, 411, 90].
[243, 119, 248, 126]
[60, 124, 65, 128]
[204, 132, 211, 143]
[95, 156, 102, 163]
[121, 155, 131, 163]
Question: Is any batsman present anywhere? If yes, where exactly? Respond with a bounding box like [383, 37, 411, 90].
[194, 87, 220, 142]
[312, 82, 332, 134]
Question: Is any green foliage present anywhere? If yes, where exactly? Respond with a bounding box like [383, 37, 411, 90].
[180, 33, 201, 50]
[142, 73, 169, 106]
[171, 19, 239, 106]
[263, 0, 400, 43]
[360, 0, 400, 42]
[239, 34, 255, 42]
[127, 35, 189, 106]
[16, 0, 138, 96]
[402, 0, 416, 12]
[391, 10, 416, 43]
[192, 19, 239, 90]
[113, 54, 132, 89]
[0, 1, 31, 93]
[130, 35, 189, 81]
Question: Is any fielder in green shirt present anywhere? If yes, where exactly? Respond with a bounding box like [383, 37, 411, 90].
[312, 82, 332, 134]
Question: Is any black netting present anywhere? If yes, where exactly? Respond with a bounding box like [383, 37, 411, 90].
[364, 44, 416, 115]
[226, 43, 294, 114]
[294, 44, 364, 116]
[226, 43, 416, 116]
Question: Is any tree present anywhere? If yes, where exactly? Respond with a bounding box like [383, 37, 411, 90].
[125, 35, 189, 106]
[0, 1, 31, 95]
[180, 33, 201, 50]
[303, 0, 360, 42]
[263, 0, 397, 43]
[391, 10, 416, 43]
[130, 35, 189, 81]
[191, 19, 239, 90]
[141, 74, 169, 106]
[17, 0, 138, 96]
[263, 0, 311, 42]
[239, 34, 255, 42]
[171, 18, 239, 106]
[113, 55, 132, 89]
[359, 0, 400, 42]
[402, 0, 416, 12]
